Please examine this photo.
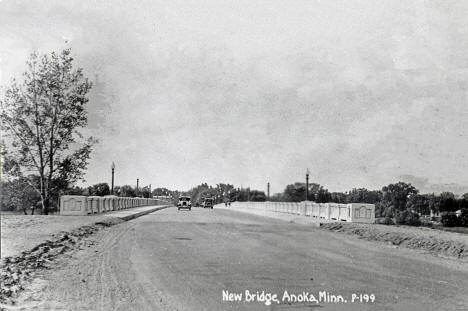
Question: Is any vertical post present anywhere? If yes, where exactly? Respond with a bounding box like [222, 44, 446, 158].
[267, 182, 270, 201]
[137, 178, 139, 197]
[149, 184, 151, 198]
[306, 168, 310, 201]
[111, 162, 115, 195]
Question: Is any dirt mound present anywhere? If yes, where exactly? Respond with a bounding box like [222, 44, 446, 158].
[321, 222, 468, 259]
[0, 218, 124, 308]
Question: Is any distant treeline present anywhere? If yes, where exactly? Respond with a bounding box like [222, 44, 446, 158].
[2, 179, 467, 226]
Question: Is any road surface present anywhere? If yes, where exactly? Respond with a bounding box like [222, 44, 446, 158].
[16, 207, 468, 310]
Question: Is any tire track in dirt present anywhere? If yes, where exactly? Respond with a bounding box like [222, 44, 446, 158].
[6, 221, 143, 310]
[95, 222, 134, 311]
[26, 218, 179, 311]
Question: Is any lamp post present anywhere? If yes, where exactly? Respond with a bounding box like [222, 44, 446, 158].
[267, 182, 270, 201]
[111, 162, 115, 195]
[305, 168, 310, 201]
[136, 178, 139, 197]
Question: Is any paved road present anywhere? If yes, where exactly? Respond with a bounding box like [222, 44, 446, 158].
[19, 207, 468, 310]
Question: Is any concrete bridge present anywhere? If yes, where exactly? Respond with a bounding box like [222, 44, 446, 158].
[59, 195, 168, 215]
[222, 201, 375, 223]
[60, 195, 375, 225]
[33, 205, 468, 310]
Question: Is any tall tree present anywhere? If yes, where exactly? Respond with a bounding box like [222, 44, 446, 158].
[381, 182, 418, 216]
[0, 49, 95, 214]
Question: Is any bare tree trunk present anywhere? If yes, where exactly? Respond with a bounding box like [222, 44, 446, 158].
[42, 196, 49, 215]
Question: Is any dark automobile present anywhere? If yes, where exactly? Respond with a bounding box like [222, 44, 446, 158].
[202, 198, 214, 209]
[177, 196, 192, 211]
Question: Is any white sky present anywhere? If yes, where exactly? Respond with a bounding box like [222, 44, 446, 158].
[1, 0, 468, 194]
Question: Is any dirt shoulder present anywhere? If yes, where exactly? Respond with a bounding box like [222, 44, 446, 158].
[0, 206, 170, 308]
[1, 214, 112, 259]
[1, 205, 169, 259]
[321, 222, 468, 260]
[0, 217, 125, 308]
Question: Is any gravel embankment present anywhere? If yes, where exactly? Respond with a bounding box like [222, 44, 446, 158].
[321, 222, 468, 259]
[1, 214, 114, 259]
[0, 218, 125, 307]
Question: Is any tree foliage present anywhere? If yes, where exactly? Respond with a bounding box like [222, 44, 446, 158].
[283, 183, 306, 202]
[395, 210, 421, 226]
[187, 183, 236, 204]
[406, 194, 430, 215]
[87, 183, 110, 196]
[248, 190, 267, 202]
[440, 213, 460, 227]
[140, 186, 151, 198]
[0, 177, 41, 214]
[347, 188, 382, 204]
[282, 182, 332, 203]
[118, 185, 137, 197]
[381, 182, 418, 216]
[1, 49, 95, 214]
[438, 192, 457, 212]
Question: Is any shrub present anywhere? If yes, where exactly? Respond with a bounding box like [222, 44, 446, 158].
[458, 209, 468, 227]
[440, 213, 461, 227]
[376, 217, 394, 225]
[395, 210, 421, 226]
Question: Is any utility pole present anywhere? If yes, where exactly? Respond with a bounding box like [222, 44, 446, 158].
[267, 182, 270, 200]
[111, 162, 115, 195]
[136, 178, 139, 197]
[306, 168, 310, 201]
[149, 184, 151, 198]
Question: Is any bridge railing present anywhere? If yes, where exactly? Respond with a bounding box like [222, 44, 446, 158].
[223, 201, 375, 223]
[59, 195, 169, 216]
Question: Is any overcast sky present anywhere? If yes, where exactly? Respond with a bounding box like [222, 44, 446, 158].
[1, 0, 467, 194]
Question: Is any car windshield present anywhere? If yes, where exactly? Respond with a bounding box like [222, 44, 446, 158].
[179, 197, 190, 201]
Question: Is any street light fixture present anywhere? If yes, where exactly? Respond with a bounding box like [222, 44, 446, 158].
[267, 182, 270, 201]
[111, 162, 115, 195]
